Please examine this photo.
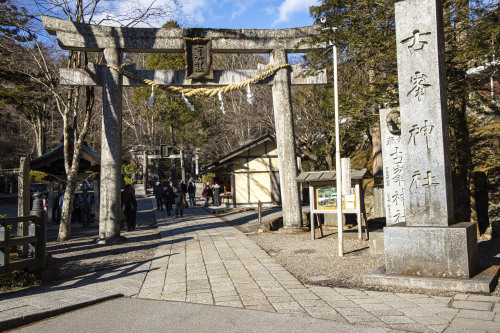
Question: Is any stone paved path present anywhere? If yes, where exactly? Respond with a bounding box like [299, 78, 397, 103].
[138, 201, 500, 333]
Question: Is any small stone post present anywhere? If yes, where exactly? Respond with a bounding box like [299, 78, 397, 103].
[17, 157, 30, 257]
[30, 192, 46, 270]
[270, 49, 302, 230]
[47, 181, 54, 222]
[99, 46, 123, 243]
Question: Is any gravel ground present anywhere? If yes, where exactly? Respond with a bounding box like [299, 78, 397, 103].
[248, 222, 500, 296]
[250, 228, 384, 289]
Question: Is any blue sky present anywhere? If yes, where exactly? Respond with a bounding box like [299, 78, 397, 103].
[181, 0, 321, 29]
[87, 0, 321, 29]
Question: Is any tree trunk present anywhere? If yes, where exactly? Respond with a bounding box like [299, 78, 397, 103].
[371, 120, 383, 186]
[58, 174, 77, 242]
[368, 67, 382, 186]
[170, 124, 176, 146]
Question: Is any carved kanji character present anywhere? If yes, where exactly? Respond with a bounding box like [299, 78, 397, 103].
[423, 171, 439, 187]
[407, 71, 432, 101]
[400, 30, 431, 54]
[410, 171, 421, 188]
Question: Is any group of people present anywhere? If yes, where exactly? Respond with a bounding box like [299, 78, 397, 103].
[154, 179, 197, 218]
[56, 189, 96, 228]
[201, 182, 221, 207]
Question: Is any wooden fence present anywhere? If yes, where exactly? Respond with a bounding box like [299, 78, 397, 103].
[0, 215, 45, 274]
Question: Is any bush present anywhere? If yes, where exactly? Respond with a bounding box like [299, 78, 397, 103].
[201, 173, 216, 185]
[124, 177, 132, 186]
[30, 171, 49, 184]
[0, 270, 41, 291]
[122, 163, 139, 178]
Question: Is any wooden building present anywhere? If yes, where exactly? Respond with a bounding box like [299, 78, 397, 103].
[205, 134, 316, 207]
[30, 140, 101, 177]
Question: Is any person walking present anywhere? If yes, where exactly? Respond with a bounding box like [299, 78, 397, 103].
[173, 186, 184, 218]
[79, 189, 91, 228]
[202, 185, 212, 207]
[213, 182, 221, 207]
[154, 181, 165, 211]
[57, 190, 64, 223]
[124, 185, 137, 231]
[188, 180, 196, 207]
[179, 179, 188, 207]
[164, 182, 174, 216]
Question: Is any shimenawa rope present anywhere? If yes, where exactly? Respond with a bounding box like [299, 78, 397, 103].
[103, 63, 290, 97]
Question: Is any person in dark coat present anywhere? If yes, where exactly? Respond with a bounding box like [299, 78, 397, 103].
[154, 181, 164, 210]
[201, 185, 211, 207]
[173, 186, 184, 218]
[179, 180, 188, 205]
[188, 180, 196, 207]
[124, 185, 137, 231]
[213, 182, 220, 207]
[79, 189, 91, 227]
[164, 182, 175, 216]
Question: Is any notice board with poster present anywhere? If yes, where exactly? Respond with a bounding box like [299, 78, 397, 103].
[296, 169, 369, 240]
[316, 186, 357, 211]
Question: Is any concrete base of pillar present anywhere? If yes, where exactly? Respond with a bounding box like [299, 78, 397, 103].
[277, 227, 309, 233]
[363, 265, 499, 294]
[96, 236, 127, 245]
[384, 222, 479, 279]
[133, 184, 146, 198]
[323, 213, 346, 227]
[369, 229, 385, 255]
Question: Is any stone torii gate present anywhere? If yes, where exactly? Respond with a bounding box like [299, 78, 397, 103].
[42, 16, 326, 242]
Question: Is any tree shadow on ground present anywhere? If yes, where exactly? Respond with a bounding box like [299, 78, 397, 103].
[0, 257, 174, 302]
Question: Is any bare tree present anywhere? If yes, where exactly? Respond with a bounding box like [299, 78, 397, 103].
[10, 0, 184, 241]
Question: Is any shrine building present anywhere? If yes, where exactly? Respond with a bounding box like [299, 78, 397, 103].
[204, 134, 316, 207]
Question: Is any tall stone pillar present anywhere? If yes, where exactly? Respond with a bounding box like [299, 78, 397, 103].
[383, 0, 478, 279]
[270, 49, 302, 230]
[380, 108, 405, 225]
[99, 47, 122, 242]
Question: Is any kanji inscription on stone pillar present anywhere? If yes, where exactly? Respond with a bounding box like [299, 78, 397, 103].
[396, 0, 454, 226]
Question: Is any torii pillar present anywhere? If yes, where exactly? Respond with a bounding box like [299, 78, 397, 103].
[271, 49, 303, 231]
[99, 47, 123, 242]
[42, 16, 326, 235]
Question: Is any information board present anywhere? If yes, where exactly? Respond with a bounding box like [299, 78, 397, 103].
[316, 187, 356, 210]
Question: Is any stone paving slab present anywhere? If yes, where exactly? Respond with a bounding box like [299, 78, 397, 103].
[138, 201, 500, 333]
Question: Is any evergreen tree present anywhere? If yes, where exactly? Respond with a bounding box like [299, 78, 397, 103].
[308, 0, 398, 182]
[308, 0, 498, 229]
[131, 21, 208, 148]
